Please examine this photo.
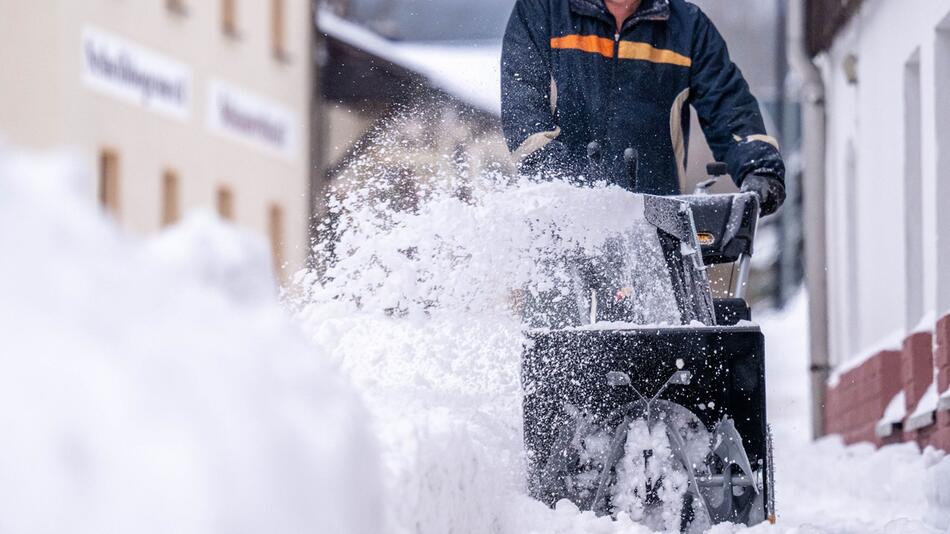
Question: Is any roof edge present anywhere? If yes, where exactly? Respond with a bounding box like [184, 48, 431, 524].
[805, 0, 864, 57]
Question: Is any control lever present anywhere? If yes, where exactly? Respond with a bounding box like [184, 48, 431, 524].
[695, 162, 729, 194]
[587, 141, 602, 165]
[694, 179, 718, 195]
[706, 162, 728, 177]
[587, 141, 603, 181]
[623, 148, 639, 190]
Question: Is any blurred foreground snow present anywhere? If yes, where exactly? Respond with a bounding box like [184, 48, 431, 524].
[0, 148, 381, 534]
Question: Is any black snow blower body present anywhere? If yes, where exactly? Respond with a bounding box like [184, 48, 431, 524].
[522, 155, 775, 532]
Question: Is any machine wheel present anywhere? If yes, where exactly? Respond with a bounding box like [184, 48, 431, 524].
[537, 400, 712, 532]
[536, 401, 766, 532]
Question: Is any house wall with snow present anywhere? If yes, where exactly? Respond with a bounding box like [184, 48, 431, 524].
[811, 0, 950, 450]
[0, 0, 315, 279]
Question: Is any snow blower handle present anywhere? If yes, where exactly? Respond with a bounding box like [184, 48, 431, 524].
[586, 141, 605, 182]
[623, 148, 639, 190]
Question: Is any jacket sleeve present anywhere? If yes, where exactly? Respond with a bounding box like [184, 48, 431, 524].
[688, 10, 785, 186]
[501, 0, 574, 175]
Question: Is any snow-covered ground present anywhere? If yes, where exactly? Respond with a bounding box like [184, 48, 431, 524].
[1, 146, 947, 533]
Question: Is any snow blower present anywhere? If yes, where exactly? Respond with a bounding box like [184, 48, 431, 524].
[521, 150, 775, 532]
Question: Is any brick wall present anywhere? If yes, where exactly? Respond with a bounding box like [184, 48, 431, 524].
[825, 350, 902, 446]
[823, 313, 950, 451]
[934, 316, 950, 450]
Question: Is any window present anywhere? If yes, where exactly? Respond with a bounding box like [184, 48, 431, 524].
[268, 204, 285, 278]
[166, 0, 187, 15]
[271, 0, 287, 59]
[216, 186, 234, 220]
[161, 169, 180, 227]
[99, 149, 120, 217]
[222, 0, 238, 37]
[904, 49, 924, 329]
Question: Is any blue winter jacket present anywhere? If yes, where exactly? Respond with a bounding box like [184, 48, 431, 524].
[501, 0, 785, 194]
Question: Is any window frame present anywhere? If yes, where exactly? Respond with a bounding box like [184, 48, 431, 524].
[161, 169, 181, 227]
[99, 148, 120, 218]
[216, 185, 235, 220]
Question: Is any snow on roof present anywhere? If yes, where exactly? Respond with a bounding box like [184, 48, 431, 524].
[318, 10, 502, 116]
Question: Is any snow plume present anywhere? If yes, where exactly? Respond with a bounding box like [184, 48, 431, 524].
[293, 157, 682, 533]
[0, 147, 381, 534]
[299, 158, 679, 323]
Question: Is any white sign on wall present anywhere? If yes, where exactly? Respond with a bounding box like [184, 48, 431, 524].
[81, 26, 192, 120]
[207, 80, 297, 161]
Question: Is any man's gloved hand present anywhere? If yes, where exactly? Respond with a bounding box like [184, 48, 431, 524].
[519, 139, 575, 178]
[740, 174, 786, 216]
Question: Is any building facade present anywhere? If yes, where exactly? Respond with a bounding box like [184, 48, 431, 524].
[805, 0, 950, 450]
[0, 0, 315, 278]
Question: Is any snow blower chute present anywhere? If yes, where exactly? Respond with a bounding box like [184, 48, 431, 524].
[521, 154, 776, 532]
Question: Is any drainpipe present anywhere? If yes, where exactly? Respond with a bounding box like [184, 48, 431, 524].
[787, 0, 830, 439]
[309, 4, 330, 271]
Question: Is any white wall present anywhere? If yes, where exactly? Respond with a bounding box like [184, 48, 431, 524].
[821, 0, 950, 366]
[936, 17, 950, 316]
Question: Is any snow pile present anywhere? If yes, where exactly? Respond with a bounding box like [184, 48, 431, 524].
[0, 148, 381, 534]
[146, 212, 278, 305]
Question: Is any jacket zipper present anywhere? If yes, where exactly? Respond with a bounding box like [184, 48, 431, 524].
[602, 33, 620, 181]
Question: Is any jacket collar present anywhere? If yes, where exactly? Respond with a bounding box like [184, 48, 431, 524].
[568, 0, 671, 29]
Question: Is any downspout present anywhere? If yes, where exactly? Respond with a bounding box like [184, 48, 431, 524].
[309, 4, 330, 271]
[787, 0, 830, 439]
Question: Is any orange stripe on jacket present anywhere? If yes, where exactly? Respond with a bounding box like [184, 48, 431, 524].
[618, 41, 691, 67]
[550, 35, 692, 67]
[550, 35, 614, 58]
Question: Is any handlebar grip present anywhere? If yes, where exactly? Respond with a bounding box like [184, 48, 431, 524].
[623, 148, 639, 189]
[586, 141, 602, 164]
[706, 162, 728, 177]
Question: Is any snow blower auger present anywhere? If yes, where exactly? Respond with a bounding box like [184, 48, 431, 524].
[521, 152, 776, 532]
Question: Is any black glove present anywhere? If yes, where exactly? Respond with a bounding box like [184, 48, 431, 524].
[740, 174, 786, 216]
[519, 140, 584, 179]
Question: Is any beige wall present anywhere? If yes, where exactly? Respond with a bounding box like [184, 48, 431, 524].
[0, 0, 313, 279]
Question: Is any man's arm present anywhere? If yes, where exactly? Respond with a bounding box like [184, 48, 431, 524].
[689, 10, 786, 213]
[501, 0, 573, 175]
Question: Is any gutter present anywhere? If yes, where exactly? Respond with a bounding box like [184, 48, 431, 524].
[787, 0, 830, 439]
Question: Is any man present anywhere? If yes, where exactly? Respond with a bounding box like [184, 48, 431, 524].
[501, 0, 786, 215]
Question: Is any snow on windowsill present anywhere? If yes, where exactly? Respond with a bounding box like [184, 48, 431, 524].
[905, 382, 939, 432]
[939, 388, 950, 412]
[875, 390, 906, 438]
[911, 310, 937, 335]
